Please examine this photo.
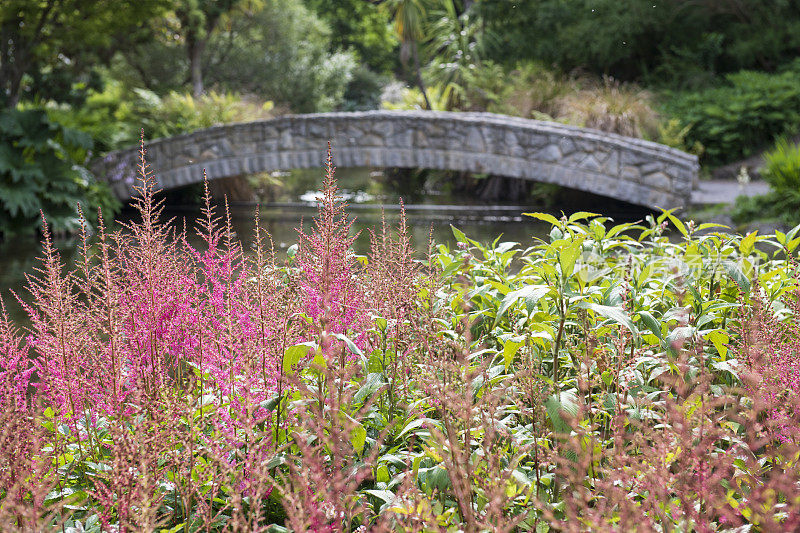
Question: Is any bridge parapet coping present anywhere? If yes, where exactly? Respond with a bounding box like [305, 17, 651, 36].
[91, 110, 698, 208]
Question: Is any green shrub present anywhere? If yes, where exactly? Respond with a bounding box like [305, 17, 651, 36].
[485, 62, 576, 119]
[762, 137, 800, 198]
[0, 108, 118, 236]
[152, 91, 275, 136]
[341, 64, 388, 111]
[48, 81, 275, 152]
[731, 138, 800, 225]
[666, 64, 800, 165]
[656, 118, 704, 157]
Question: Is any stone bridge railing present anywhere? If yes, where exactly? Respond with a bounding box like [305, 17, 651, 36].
[91, 111, 698, 208]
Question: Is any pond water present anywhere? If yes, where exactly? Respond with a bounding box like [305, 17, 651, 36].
[0, 167, 649, 324]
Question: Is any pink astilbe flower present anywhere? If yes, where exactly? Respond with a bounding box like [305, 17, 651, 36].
[0, 298, 33, 410]
[182, 181, 283, 439]
[736, 280, 800, 444]
[21, 212, 99, 421]
[295, 144, 367, 364]
[19, 139, 283, 430]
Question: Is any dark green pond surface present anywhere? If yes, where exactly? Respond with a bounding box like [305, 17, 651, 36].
[0, 167, 649, 325]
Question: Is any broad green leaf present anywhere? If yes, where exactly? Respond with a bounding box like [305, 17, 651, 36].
[579, 302, 638, 336]
[312, 351, 328, 370]
[397, 417, 434, 439]
[495, 285, 550, 326]
[559, 236, 585, 278]
[451, 224, 468, 243]
[606, 222, 638, 238]
[350, 420, 367, 454]
[711, 359, 738, 379]
[739, 231, 758, 256]
[503, 339, 525, 370]
[332, 333, 363, 356]
[637, 311, 663, 340]
[722, 260, 751, 294]
[364, 489, 396, 504]
[265, 455, 287, 469]
[376, 464, 390, 483]
[665, 212, 688, 237]
[568, 211, 600, 223]
[523, 212, 560, 226]
[354, 372, 386, 404]
[545, 391, 579, 434]
[282, 342, 316, 374]
[696, 222, 729, 231]
[705, 329, 730, 360]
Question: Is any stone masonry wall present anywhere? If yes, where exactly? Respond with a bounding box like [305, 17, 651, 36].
[91, 111, 699, 208]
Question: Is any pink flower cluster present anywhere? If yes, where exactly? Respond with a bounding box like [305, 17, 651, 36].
[0, 143, 393, 441]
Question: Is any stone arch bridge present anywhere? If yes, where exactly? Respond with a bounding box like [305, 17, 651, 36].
[92, 111, 698, 208]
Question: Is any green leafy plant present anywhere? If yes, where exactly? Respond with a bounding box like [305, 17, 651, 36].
[0, 108, 118, 235]
[6, 148, 800, 530]
[762, 137, 800, 199]
[656, 118, 704, 157]
[732, 137, 800, 226]
[666, 63, 800, 165]
[48, 81, 275, 152]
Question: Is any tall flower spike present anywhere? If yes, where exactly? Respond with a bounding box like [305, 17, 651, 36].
[295, 144, 365, 365]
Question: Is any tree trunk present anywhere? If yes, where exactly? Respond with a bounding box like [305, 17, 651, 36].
[188, 38, 206, 97]
[411, 41, 432, 110]
[1, 1, 56, 109]
[0, 24, 29, 109]
[5, 70, 24, 109]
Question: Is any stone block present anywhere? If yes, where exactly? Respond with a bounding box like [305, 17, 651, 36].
[558, 137, 577, 156]
[536, 144, 562, 163]
[578, 154, 603, 173]
[643, 171, 672, 191]
[640, 161, 666, 176]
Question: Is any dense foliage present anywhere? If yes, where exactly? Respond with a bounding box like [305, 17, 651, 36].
[732, 137, 800, 227]
[478, 0, 800, 87]
[763, 137, 800, 197]
[3, 151, 800, 530]
[47, 83, 275, 153]
[306, 0, 398, 74]
[7, 0, 800, 173]
[0, 0, 166, 108]
[665, 61, 800, 165]
[0, 108, 118, 236]
[118, 0, 357, 113]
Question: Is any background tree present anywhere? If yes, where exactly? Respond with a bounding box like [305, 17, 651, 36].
[0, 0, 167, 109]
[306, 0, 398, 74]
[117, 0, 357, 113]
[171, 0, 245, 96]
[382, 0, 433, 109]
[476, 0, 800, 88]
[424, 0, 488, 110]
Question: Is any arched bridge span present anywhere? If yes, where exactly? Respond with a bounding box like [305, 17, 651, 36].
[92, 111, 698, 208]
